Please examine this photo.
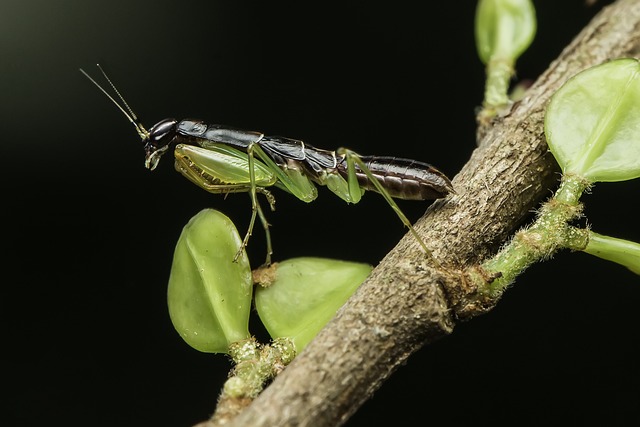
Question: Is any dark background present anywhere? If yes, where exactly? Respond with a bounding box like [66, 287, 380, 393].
[4, 0, 639, 425]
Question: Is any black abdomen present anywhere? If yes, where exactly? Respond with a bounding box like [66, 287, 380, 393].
[341, 156, 454, 200]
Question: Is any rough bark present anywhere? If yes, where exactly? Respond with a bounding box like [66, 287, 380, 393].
[206, 1, 640, 425]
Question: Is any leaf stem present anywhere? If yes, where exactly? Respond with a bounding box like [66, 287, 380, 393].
[477, 174, 590, 295]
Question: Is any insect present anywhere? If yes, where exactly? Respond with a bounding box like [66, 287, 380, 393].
[81, 65, 454, 265]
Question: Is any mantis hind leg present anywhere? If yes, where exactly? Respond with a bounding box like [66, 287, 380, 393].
[234, 143, 276, 266]
[339, 148, 433, 258]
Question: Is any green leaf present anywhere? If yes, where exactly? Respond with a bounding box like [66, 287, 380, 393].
[167, 209, 253, 353]
[254, 257, 372, 352]
[475, 0, 536, 64]
[545, 58, 640, 182]
[583, 231, 640, 275]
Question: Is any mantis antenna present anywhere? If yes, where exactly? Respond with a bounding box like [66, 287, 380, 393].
[79, 64, 149, 140]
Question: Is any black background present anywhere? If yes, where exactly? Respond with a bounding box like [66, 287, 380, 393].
[4, 0, 640, 425]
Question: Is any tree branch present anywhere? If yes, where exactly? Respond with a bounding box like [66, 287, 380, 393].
[205, 1, 640, 425]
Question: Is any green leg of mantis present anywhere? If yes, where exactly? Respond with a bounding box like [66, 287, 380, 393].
[339, 148, 433, 259]
[255, 200, 273, 266]
[235, 143, 276, 266]
[238, 144, 276, 265]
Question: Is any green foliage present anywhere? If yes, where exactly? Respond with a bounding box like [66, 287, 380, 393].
[255, 257, 372, 352]
[479, 58, 640, 295]
[167, 209, 253, 353]
[544, 58, 640, 275]
[475, 0, 536, 114]
[545, 58, 640, 182]
[475, 0, 536, 64]
[167, 211, 372, 355]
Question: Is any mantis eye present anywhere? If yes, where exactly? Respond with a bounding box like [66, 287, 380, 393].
[148, 118, 178, 149]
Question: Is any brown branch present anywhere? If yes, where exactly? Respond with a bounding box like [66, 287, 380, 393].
[201, 1, 640, 425]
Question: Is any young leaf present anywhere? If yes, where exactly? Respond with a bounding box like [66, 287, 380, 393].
[254, 257, 372, 352]
[545, 58, 640, 182]
[167, 209, 253, 353]
[475, 0, 536, 65]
